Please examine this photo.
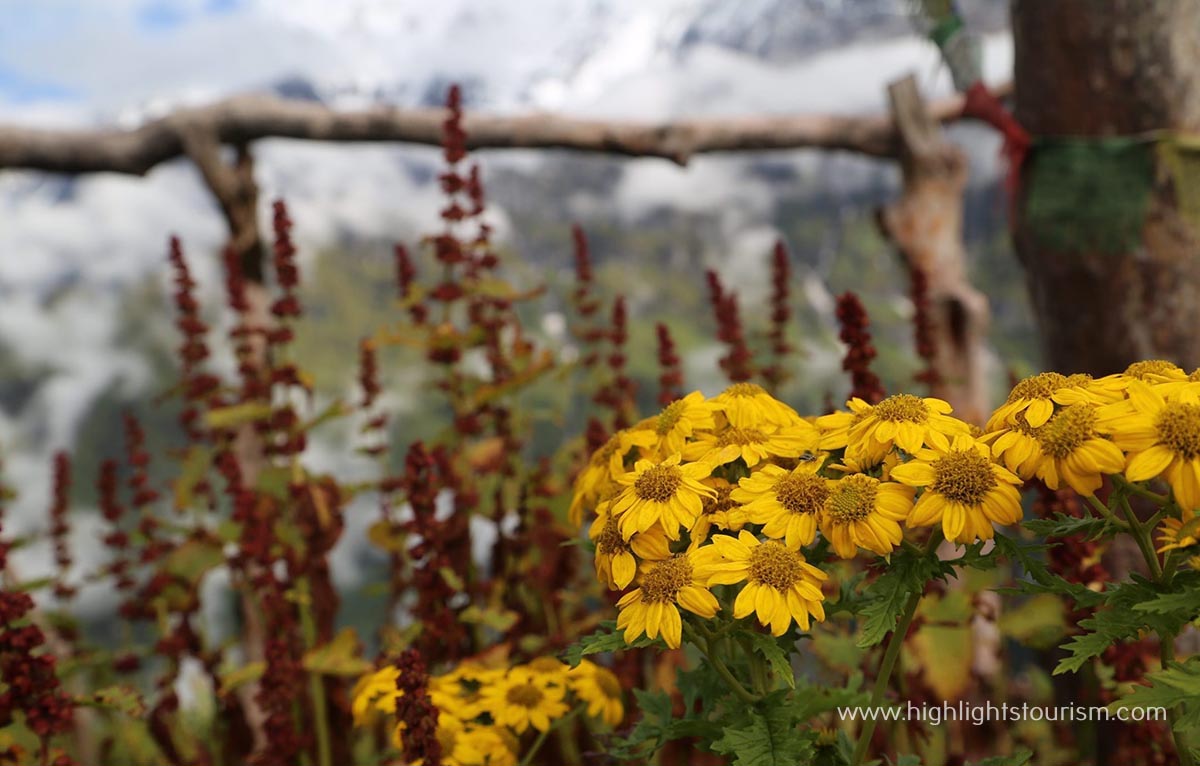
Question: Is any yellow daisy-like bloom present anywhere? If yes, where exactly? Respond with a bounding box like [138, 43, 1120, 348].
[1030, 403, 1125, 496]
[891, 436, 1024, 544]
[351, 666, 401, 725]
[1156, 512, 1200, 553]
[710, 382, 802, 428]
[611, 453, 716, 540]
[732, 461, 828, 548]
[703, 531, 827, 636]
[569, 429, 657, 525]
[846, 394, 970, 464]
[680, 422, 818, 467]
[647, 391, 717, 455]
[479, 668, 569, 734]
[819, 474, 914, 558]
[567, 660, 624, 727]
[987, 372, 1101, 431]
[1099, 382, 1200, 511]
[589, 504, 671, 590]
[814, 409, 860, 451]
[688, 478, 749, 549]
[980, 413, 1043, 479]
[615, 553, 720, 649]
[1121, 360, 1189, 384]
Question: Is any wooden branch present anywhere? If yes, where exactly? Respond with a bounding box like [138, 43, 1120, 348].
[0, 82, 1011, 174]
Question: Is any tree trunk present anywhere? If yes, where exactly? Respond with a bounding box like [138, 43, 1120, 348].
[1011, 0, 1200, 375]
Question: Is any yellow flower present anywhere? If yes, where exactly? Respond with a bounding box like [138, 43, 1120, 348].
[814, 409, 859, 451]
[352, 666, 401, 726]
[732, 461, 827, 548]
[1098, 381, 1200, 510]
[567, 660, 624, 727]
[1156, 512, 1200, 553]
[648, 391, 717, 454]
[987, 372, 1100, 431]
[891, 436, 1024, 544]
[680, 422, 817, 467]
[710, 382, 802, 429]
[589, 504, 671, 590]
[569, 429, 657, 525]
[1031, 403, 1125, 496]
[523, 657, 570, 685]
[615, 553, 721, 649]
[846, 394, 970, 464]
[1120, 360, 1189, 384]
[703, 531, 827, 635]
[393, 714, 517, 766]
[611, 453, 716, 540]
[480, 668, 569, 734]
[687, 478, 749, 549]
[980, 412, 1043, 479]
[819, 474, 914, 558]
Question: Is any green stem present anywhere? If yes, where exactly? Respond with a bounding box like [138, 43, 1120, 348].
[1117, 494, 1163, 580]
[849, 532, 940, 766]
[682, 622, 761, 704]
[295, 579, 333, 766]
[518, 708, 581, 766]
[1084, 493, 1129, 531]
[1113, 474, 1170, 505]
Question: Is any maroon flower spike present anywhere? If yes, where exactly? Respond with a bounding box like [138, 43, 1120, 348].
[762, 241, 794, 391]
[909, 265, 941, 389]
[393, 650, 443, 766]
[270, 199, 302, 321]
[591, 297, 636, 429]
[705, 270, 754, 383]
[358, 338, 381, 410]
[442, 84, 467, 166]
[834, 291, 885, 404]
[48, 452, 74, 600]
[168, 237, 221, 439]
[655, 323, 683, 406]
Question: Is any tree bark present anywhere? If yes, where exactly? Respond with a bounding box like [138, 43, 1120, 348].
[1011, 0, 1200, 375]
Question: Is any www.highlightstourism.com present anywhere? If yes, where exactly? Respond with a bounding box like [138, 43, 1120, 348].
[838, 702, 1169, 727]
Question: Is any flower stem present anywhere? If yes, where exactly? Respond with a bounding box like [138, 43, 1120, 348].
[682, 621, 761, 704]
[1117, 494, 1163, 580]
[1085, 493, 1129, 531]
[295, 578, 333, 766]
[518, 708, 581, 766]
[1112, 474, 1170, 505]
[849, 531, 940, 766]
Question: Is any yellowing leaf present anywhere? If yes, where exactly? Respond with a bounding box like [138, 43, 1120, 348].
[219, 662, 266, 697]
[303, 628, 371, 677]
[174, 445, 213, 511]
[367, 520, 407, 553]
[203, 402, 274, 430]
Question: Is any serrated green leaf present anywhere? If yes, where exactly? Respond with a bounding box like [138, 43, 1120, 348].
[1110, 657, 1200, 719]
[563, 621, 655, 667]
[1023, 512, 1115, 541]
[710, 699, 813, 766]
[744, 631, 795, 689]
[1132, 589, 1200, 619]
[856, 548, 944, 648]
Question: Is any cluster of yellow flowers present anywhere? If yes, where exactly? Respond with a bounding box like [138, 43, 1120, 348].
[571, 383, 1025, 649]
[573, 365, 1200, 649]
[352, 656, 623, 766]
[980, 361, 1200, 562]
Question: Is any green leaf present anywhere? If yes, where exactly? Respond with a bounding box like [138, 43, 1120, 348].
[173, 445, 213, 511]
[993, 534, 1104, 608]
[162, 537, 225, 586]
[302, 627, 371, 677]
[204, 402, 274, 430]
[969, 749, 1033, 766]
[1055, 578, 1192, 675]
[710, 697, 813, 766]
[79, 685, 146, 718]
[1110, 657, 1200, 722]
[744, 631, 795, 689]
[1023, 512, 1114, 541]
[856, 548, 945, 648]
[563, 621, 655, 667]
[219, 661, 266, 697]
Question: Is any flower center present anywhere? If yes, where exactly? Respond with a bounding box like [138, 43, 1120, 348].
[930, 449, 997, 505]
[1038, 404, 1098, 459]
[775, 474, 827, 516]
[872, 394, 929, 423]
[1007, 372, 1068, 402]
[1125, 360, 1184, 380]
[593, 515, 628, 555]
[505, 682, 545, 708]
[634, 464, 683, 502]
[1155, 402, 1200, 460]
[703, 485, 739, 515]
[823, 475, 877, 523]
[656, 400, 686, 435]
[748, 541, 806, 591]
[717, 427, 767, 447]
[725, 382, 768, 398]
[639, 555, 693, 604]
